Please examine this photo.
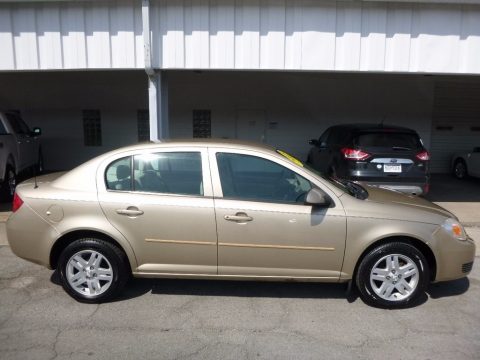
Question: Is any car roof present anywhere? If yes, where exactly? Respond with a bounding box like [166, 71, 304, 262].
[109, 139, 278, 153]
[328, 123, 418, 134]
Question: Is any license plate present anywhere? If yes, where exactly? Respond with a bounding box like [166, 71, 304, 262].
[384, 165, 402, 173]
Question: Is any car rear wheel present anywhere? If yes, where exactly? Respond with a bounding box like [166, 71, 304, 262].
[356, 242, 429, 308]
[453, 159, 468, 179]
[58, 238, 129, 303]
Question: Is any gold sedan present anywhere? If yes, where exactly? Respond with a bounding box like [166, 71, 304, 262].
[6, 140, 476, 308]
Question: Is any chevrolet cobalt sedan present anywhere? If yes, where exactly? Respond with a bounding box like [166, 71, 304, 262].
[6, 140, 475, 308]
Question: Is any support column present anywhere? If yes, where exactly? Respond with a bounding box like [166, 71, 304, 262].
[148, 71, 169, 141]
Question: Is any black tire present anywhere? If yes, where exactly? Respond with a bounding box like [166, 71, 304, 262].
[453, 159, 468, 179]
[1, 165, 16, 202]
[58, 238, 129, 303]
[356, 242, 429, 308]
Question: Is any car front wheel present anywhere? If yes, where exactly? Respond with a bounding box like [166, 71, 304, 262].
[356, 242, 429, 308]
[58, 238, 129, 303]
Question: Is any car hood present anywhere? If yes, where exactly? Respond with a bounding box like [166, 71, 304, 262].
[356, 184, 456, 224]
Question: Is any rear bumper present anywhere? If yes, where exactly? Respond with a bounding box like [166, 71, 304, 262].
[365, 182, 427, 196]
[346, 176, 429, 195]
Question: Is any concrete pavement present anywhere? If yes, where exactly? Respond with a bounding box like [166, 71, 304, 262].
[0, 245, 479, 360]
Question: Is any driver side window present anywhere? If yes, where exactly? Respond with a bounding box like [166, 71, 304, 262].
[216, 153, 311, 204]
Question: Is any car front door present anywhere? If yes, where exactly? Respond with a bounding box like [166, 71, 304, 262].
[210, 148, 347, 280]
[97, 148, 218, 275]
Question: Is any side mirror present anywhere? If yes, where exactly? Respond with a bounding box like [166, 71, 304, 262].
[319, 141, 327, 149]
[32, 127, 41, 136]
[305, 188, 331, 207]
[309, 139, 319, 146]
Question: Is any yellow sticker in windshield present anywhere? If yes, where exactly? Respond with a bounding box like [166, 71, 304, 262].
[277, 150, 304, 167]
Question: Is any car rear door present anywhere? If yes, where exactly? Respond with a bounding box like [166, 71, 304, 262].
[209, 147, 346, 279]
[97, 147, 218, 275]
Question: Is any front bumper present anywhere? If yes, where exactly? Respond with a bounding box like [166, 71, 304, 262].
[432, 230, 476, 282]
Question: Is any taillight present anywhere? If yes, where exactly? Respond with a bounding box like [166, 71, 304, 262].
[423, 183, 430, 194]
[416, 150, 430, 161]
[341, 148, 371, 161]
[12, 192, 23, 213]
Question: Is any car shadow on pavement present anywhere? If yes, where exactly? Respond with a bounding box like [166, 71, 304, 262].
[426, 277, 470, 299]
[131, 278, 349, 300]
[50, 271, 470, 306]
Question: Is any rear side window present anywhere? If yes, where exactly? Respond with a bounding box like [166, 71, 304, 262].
[354, 132, 422, 149]
[134, 152, 203, 196]
[105, 157, 132, 191]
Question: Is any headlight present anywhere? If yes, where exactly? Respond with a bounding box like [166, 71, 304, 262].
[442, 218, 467, 241]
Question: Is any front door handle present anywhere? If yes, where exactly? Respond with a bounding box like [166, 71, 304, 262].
[116, 207, 144, 217]
[224, 212, 253, 222]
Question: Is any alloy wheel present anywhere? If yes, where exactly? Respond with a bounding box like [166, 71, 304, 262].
[66, 250, 114, 297]
[369, 254, 419, 301]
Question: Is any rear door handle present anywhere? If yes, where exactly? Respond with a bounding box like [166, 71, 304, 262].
[116, 207, 144, 217]
[224, 212, 253, 222]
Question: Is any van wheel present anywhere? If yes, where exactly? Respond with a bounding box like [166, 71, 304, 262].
[58, 238, 129, 303]
[356, 242, 429, 308]
[453, 159, 467, 179]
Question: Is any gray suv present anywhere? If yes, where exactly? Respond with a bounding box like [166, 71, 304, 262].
[307, 124, 430, 196]
[0, 111, 42, 200]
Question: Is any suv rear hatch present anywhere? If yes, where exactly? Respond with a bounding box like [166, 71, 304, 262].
[346, 130, 429, 182]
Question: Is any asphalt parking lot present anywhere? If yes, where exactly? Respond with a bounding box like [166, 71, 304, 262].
[0, 246, 479, 360]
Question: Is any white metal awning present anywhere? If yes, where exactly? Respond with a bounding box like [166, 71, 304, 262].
[0, 0, 479, 74]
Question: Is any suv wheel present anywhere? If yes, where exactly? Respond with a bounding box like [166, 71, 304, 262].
[453, 159, 468, 179]
[1, 165, 16, 201]
[58, 238, 129, 303]
[356, 242, 429, 308]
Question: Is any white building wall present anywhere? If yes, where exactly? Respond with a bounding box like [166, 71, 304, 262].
[1, 0, 479, 74]
[168, 71, 435, 161]
[0, 71, 148, 170]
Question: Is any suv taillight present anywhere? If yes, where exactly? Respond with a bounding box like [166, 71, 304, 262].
[12, 192, 23, 213]
[416, 150, 430, 161]
[341, 148, 371, 161]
